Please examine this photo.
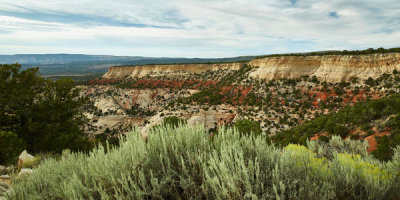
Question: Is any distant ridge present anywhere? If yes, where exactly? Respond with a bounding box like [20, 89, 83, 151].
[0, 54, 146, 64]
[1, 47, 399, 75]
[0, 54, 256, 75]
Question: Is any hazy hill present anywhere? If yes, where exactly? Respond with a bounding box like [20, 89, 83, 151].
[0, 54, 256, 75]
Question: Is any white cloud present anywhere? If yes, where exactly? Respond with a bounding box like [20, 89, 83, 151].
[0, 0, 399, 57]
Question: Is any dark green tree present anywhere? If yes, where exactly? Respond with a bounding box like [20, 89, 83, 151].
[0, 63, 91, 154]
[234, 119, 262, 136]
[0, 131, 25, 164]
[161, 116, 187, 128]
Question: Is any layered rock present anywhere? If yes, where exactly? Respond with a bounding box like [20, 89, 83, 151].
[103, 63, 243, 79]
[103, 53, 400, 82]
[187, 110, 236, 130]
[249, 53, 400, 82]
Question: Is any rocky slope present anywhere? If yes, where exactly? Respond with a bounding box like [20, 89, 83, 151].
[103, 53, 400, 82]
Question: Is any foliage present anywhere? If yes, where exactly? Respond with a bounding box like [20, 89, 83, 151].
[161, 116, 187, 128]
[256, 47, 400, 59]
[8, 125, 400, 199]
[332, 153, 396, 199]
[0, 131, 25, 164]
[273, 94, 400, 160]
[234, 119, 262, 136]
[307, 136, 369, 160]
[126, 104, 156, 117]
[0, 63, 92, 156]
[174, 65, 254, 106]
[284, 144, 330, 175]
[372, 133, 400, 161]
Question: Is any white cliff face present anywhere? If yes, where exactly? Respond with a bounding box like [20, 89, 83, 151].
[103, 63, 243, 79]
[248, 53, 400, 82]
[103, 53, 400, 83]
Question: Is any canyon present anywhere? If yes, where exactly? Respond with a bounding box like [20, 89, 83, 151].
[81, 53, 400, 152]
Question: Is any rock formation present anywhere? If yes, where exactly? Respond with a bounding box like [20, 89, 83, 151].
[103, 63, 242, 79]
[103, 53, 400, 82]
[17, 150, 35, 169]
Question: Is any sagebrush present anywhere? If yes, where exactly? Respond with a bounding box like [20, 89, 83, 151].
[9, 125, 400, 200]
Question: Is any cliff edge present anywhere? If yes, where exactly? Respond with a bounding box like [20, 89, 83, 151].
[103, 53, 400, 82]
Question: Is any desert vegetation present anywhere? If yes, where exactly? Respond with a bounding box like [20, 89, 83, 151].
[84, 64, 397, 136]
[273, 94, 400, 161]
[8, 125, 400, 199]
[256, 47, 400, 59]
[3, 49, 400, 199]
[0, 64, 93, 164]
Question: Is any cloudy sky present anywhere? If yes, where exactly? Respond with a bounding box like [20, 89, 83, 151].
[0, 0, 399, 57]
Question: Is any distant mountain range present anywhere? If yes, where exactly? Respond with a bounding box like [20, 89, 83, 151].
[0, 54, 150, 64]
[0, 54, 256, 75]
[3, 48, 395, 76]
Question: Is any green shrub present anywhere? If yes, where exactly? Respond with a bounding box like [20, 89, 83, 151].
[161, 116, 187, 128]
[234, 119, 262, 136]
[0, 131, 25, 164]
[8, 125, 400, 199]
[331, 153, 396, 199]
[307, 136, 368, 160]
[372, 134, 400, 161]
[318, 135, 330, 143]
[274, 95, 400, 159]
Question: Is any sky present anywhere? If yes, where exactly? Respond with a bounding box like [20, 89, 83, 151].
[0, 0, 399, 57]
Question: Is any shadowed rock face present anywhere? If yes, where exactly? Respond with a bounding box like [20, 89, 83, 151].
[103, 53, 400, 82]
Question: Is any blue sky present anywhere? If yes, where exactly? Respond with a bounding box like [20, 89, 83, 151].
[0, 0, 399, 57]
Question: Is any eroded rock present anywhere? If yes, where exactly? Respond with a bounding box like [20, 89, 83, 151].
[17, 150, 35, 169]
[103, 54, 400, 83]
[188, 110, 236, 130]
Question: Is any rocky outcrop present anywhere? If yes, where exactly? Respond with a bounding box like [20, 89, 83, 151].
[103, 53, 400, 82]
[103, 63, 243, 79]
[17, 150, 35, 169]
[187, 111, 236, 130]
[249, 53, 400, 82]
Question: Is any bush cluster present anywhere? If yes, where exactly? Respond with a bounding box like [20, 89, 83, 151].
[273, 94, 400, 161]
[9, 125, 400, 200]
[256, 47, 400, 59]
[0, 131, 25, 164]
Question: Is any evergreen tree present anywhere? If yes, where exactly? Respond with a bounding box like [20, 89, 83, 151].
[0, 63, 91, 154]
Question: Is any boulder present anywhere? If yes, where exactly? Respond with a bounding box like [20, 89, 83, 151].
[0, 175, 10, 180]
[17, 150, 35, 169]
[18, 168, 33, 177]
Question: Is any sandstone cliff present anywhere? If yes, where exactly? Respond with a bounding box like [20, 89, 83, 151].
[103, 63, 243, 79]
[103, 53, 400, 82]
